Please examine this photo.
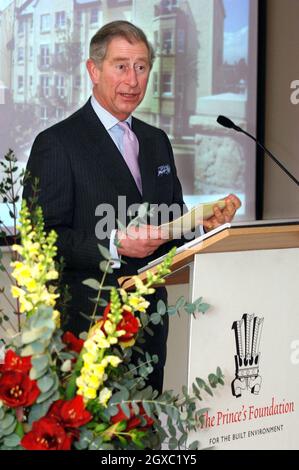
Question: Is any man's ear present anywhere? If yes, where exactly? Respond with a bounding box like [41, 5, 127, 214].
[86, 59, 100, 84]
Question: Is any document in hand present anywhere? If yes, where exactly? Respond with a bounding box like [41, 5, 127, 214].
[159, 198, 226, 239]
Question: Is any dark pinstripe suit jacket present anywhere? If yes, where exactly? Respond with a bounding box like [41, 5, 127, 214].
[23, 99, 185, 363]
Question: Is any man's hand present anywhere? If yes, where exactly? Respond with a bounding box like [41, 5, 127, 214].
[116, 225, 168, 258]
[203, 194, 241, 232]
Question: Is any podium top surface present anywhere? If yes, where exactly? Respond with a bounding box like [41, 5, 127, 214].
[118, 224, 299, 289]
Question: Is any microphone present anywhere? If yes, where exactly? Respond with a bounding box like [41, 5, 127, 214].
[217, 115, 299, 187]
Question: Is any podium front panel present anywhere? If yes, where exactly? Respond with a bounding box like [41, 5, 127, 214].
[187, 248, 299, 450]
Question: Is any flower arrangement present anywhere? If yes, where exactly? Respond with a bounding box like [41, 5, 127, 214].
[0, 152, 224, 451]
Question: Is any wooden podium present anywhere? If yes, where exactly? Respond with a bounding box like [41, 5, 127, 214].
[120, 224, 299, 450]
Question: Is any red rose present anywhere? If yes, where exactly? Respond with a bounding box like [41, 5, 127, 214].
[138, 405, 155, 429]
[117, 311, 140, 343]
[0, 370, 40, 408]
[21, 417, 72, 450]
[47, 395, 92, 429]
[0, 350, 32, 374]
[62, 332, 84, 354]
[126, 416, 142, 431]
[102, 304, 139, 345]
[111, 404, 154, 431]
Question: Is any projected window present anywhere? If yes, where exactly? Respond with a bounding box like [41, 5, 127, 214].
[90, 8, 99, 24]
[162, 30, 173, 54]
[0, 0, 259, 231]
[55, 11, 66, 29]
[55, 76, 65, 98]
[40, 14, 50, 33]
[40, 75, 50, 98]
[40, 45, 50, 67]
[162, 73, 173, 95]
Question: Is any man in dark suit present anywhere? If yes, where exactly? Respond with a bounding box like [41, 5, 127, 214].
[23, 21, 240, 393]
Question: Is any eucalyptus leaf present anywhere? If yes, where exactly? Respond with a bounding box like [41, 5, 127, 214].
[167, 306, 177, 316]
[99, 260, 113, 274]
[150, 312, 161, 325]
[37, 374, 55, 393]
[131, 402, 140, 415]
[157, 300, 166, 316]
[175, 296, 186, 310]
[89, 437, 104, 450]
[97, 244, 112, 261]
[198, 303, 210, 314]
[22, 329, 45, 344]
[30, 365, 48, 380]
[120, 403, 131, 419]
[144, 326, 154, 336]
[184, 303, 195, 315]
[1, 420, 17, 437]
[178, 433, 187, 448]
[0, 414, 15, 431]
[74, 429, 93, 450]
[97, 298, 108, 307]
[167, 417, 177, 438]
[110, 389, 129, 405]
[106, 405, 119, 417]
[36, 375, 59, 403]
[21, 341, 45, 356]
[99, 443, 115, 450]
[142, 401, 153, 418]
[82, 279, 101, 291]
[3, 433, 20, 448]
[196, 377, 206, 389]
[28, 392, 60, 425]
[188, 440, 199, 450]
[169, 437, 178, 450]
[31, 354, 49, 372]
[208, 373, 218, 388]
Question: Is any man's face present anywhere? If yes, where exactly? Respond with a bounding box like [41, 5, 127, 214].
[87, 37, 151, 120]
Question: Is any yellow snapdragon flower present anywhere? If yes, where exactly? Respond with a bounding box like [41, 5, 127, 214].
[99, 388, 112, 408]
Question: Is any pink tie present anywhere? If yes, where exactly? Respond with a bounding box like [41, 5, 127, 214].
[118, 121, 142, 194]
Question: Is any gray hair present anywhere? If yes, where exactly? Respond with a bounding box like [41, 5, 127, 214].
[89, 20, 155, 69]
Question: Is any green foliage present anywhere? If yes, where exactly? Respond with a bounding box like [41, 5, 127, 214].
[168, 295, 211, 318]
[0, 405, 19, 450]
[18, 306, 60, 424]
[0, 163, 225, 451]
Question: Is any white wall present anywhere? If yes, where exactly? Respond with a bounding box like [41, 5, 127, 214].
[263, 0, 299, 219]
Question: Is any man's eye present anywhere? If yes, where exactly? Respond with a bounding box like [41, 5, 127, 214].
[116, 64, 125, 71]
[135, 65, 146, 73]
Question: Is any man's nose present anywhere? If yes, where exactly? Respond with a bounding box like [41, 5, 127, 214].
[125, 67, 138, 87]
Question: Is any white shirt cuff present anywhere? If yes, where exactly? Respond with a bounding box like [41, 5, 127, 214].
[199, 225, 205, 236]
[109, 229, 121, 269]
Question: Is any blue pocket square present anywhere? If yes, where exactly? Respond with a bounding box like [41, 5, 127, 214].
[157, 164, 171, 177]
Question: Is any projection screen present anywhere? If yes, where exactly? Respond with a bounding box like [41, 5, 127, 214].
[0, 0, 259, 230]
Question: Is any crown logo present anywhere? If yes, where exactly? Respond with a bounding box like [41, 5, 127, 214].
[231, 313, 264, 398]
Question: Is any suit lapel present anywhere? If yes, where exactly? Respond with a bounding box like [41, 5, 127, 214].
[80, 100, 142, 203]
[132, 117, 157, 205]
[79, 101, 158, 207]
